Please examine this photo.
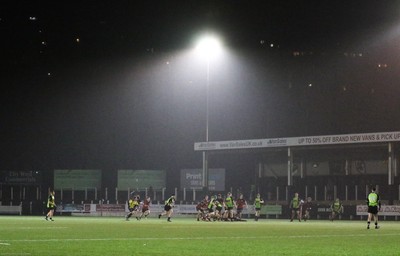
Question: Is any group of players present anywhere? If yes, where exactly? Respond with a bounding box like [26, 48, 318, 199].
[289, 186, 381, 229]
[126, 191, 264, 222]
[125, 186, 381, 228]
[125, 191, 321, 223]
[125, 194, 152, 221]
[289, 192, 345, 222]
[126, 191, 314, 222]
[125, 193, 176, 222]
[48, 186, 380, 228]
[195, 192, 265, 222]
[288, 193, 314, 222]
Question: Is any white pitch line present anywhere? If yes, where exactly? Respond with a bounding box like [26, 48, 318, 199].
[0, 254, 31, 255]
[1, 233, 399, 243]
[0, 227, 67, 230]
[0, 243, 11, 245]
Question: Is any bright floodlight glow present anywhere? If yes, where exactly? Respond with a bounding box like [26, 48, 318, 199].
[195, 35, 222, 59]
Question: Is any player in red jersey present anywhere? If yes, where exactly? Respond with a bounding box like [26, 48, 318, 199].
[302, 197, 312, 221]
[138, 196, 151, 220]
[196, 195, 209, 221]
[235, 193, 247, 220]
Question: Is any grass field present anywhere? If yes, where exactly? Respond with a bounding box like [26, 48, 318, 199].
[1, 215, 399, 256]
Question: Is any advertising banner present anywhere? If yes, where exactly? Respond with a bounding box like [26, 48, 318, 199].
[58, 204, 89, 213]
[117, 170, 166, 190]
[96, 204, 125, 212]
[54, 170, 101, 190]
[0, 171, 41, 185]
[195, 131, 400, 151]
[356, 205, 400, 216]
[180, 168, 225, 191]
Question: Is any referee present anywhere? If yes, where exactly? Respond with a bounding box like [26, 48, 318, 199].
[366, 186, 381, 229]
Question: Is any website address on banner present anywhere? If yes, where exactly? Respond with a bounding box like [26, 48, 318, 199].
[220, 141, 263, 148]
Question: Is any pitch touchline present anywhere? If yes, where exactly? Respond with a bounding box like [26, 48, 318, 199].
[1, 233, 399, 243]
[0, 227, 67, 230]
[0, 254, 30, 255]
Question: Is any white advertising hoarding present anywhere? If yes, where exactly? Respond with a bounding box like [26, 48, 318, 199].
[194, 131, 400, 151]
[180, 168, 225, 191]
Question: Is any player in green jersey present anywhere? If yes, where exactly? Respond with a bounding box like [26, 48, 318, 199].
[329, 198, 344, 221]
[223, 192, 235, 221]
[45, 188, 56, 221]
[126, 195, 140, 221]
[254, 193, 264, 221]
[159, 194, 175, 222]
[290, 192, 301, 222]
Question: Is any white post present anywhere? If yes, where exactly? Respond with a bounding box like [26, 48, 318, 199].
[285, 186, 288, 201]
[100, 199, 103, 217]
[389, 143, 394, 185]
[314, 185, 317, 201]
[276, 186, 279, 201]
[333, 185, 337, 199]
[355, 185, 358, 201]
[300, 159, 305, 179]
[395, 151, 398, 177]
[287, 147, 293, 186]
[398, 185, 400, 200]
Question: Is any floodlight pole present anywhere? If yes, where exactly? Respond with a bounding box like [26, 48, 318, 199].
[197, 34, 221, 193]
[202, 58, 210, 191]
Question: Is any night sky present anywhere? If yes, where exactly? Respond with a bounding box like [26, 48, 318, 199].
[1, 1, 400, 172]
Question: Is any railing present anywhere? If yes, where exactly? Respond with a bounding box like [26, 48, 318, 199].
[0, 202, 22, 215]
[0, 183, 399, 206]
